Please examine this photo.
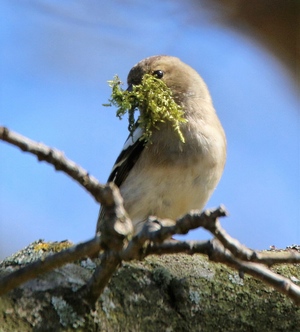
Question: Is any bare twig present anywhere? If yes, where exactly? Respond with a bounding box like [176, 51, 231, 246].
[0, 126, 133, 249]
[146, 211, 300, 266]
[79, 250, 121, 306]
[0, 127, 105, 204]
[84, 209, 300, 305]
[146, 239, 300, 305]
[210, 246, 300, 305]
[1, 126, 300, 306]
[78, 209, 228, 303]
[145, 239, 214, 256]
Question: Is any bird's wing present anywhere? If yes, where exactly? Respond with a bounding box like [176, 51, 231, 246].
[97, 125, 145, 225]
[107, 125, 145, 187]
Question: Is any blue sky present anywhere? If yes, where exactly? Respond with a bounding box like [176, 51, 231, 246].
[1, 0, 299, 259]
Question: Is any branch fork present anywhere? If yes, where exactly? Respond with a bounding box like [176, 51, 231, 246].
[1, 126, 300, 307]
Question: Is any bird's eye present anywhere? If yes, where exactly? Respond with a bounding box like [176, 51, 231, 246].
[153, 70, 164, 79]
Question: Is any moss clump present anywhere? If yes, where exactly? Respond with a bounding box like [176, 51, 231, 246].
[33, 240, 73, 253]
[103, 74, 187, 143]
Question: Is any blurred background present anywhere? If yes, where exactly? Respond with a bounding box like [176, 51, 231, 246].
[0, 0, 299, 260]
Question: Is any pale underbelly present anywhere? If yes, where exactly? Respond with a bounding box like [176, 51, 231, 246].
[120, 162, 218, 230]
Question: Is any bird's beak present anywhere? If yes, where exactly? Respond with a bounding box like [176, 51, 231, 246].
[127, 84, 133, 92]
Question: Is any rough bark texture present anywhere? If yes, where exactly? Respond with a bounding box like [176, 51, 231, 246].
[0, 242, 299, 331]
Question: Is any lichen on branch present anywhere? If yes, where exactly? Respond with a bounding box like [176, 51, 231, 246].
[103, 74, 187, 143]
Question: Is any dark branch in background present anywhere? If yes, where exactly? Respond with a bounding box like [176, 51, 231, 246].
[0, 125, 300, 307]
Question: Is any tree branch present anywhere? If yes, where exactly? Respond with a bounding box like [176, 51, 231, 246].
[0, 237, 101, 296]
[146, 211, 300, 266]
[212, 246, 300, 305]
[1, 126, 300, 307]
[81, 209, 300, 305]
[79, 250, 121, 307]
[146, 239, 300, 305]
[0, 127, 105, 204]
[0, 126, 133, 249]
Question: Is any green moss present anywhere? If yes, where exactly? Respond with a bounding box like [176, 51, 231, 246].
[34, 240, 73, 253]
[104, 74, 187, 143]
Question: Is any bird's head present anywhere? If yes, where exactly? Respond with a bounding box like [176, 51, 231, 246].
[127, 55, 212, 104]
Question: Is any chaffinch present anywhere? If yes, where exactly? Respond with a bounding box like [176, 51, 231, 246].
[97, 55, 226, 234]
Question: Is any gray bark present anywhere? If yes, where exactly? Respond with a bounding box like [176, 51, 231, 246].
[0, 242, 299, 331]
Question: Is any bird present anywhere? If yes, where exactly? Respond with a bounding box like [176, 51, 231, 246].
[97, 55, 226, 235]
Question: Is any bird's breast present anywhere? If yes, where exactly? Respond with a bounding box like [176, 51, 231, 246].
[120, 151, 221, 231]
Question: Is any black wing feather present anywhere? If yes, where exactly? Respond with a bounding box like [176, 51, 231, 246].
[97, 129, 145, 229]
[107, 135, 145, 187]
